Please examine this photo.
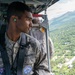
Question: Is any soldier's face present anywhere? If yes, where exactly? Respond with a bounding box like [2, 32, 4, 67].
[16, 11, 33, 33]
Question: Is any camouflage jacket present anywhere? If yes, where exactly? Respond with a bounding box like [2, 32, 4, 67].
[0, 32, 50, 75]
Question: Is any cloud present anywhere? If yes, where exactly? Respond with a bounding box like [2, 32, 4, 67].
[47, 0, 75, 20]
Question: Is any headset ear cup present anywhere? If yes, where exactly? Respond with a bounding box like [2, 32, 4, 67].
[14, 18, 17, 22]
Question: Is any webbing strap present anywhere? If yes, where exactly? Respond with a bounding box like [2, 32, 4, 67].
[17, 45, 26, 75]
[0, 25, 12, 75]
[17, 42, 30, 75]
[0, 45, 12, 75]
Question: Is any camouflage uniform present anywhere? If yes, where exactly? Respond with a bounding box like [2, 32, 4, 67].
[30, 28, 46, 53]
[0, 32, 50, 75]
[30, 27, 54, 59]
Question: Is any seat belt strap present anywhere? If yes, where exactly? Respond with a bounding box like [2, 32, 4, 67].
[0, 26, 12, 75]
[17, 44, 26, 75]
[17, 42, 30, 75]
[0, 45, 12, 75]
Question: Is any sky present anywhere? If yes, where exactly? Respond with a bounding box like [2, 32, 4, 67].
[45, 0, 75, 20]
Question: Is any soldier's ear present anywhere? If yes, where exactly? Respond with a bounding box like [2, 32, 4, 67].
[11, 16, 17, 22]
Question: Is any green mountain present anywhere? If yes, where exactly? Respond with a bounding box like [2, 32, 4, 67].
[49, 11, 75, 75]
[49, 11, 75, 31]
[49, 11, 75, 52]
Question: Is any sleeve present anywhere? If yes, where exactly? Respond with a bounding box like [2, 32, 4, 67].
[33, 44, 51, 75]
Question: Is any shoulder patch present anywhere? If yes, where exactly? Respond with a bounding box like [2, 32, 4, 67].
[24, 65, 32, 74]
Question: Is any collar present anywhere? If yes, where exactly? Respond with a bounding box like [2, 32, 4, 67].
[5, 33, 21, 50]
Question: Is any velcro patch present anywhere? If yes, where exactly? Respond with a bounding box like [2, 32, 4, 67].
[24, 65, 32, 74]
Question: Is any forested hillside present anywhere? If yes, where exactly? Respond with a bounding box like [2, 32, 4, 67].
[49, 11, 75, 75]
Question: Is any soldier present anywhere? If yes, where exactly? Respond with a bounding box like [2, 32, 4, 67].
[0, 1, 51, 75]
[30, 17, 54, 59]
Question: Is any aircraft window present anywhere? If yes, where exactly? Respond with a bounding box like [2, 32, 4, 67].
[46, 0, 75, 75]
